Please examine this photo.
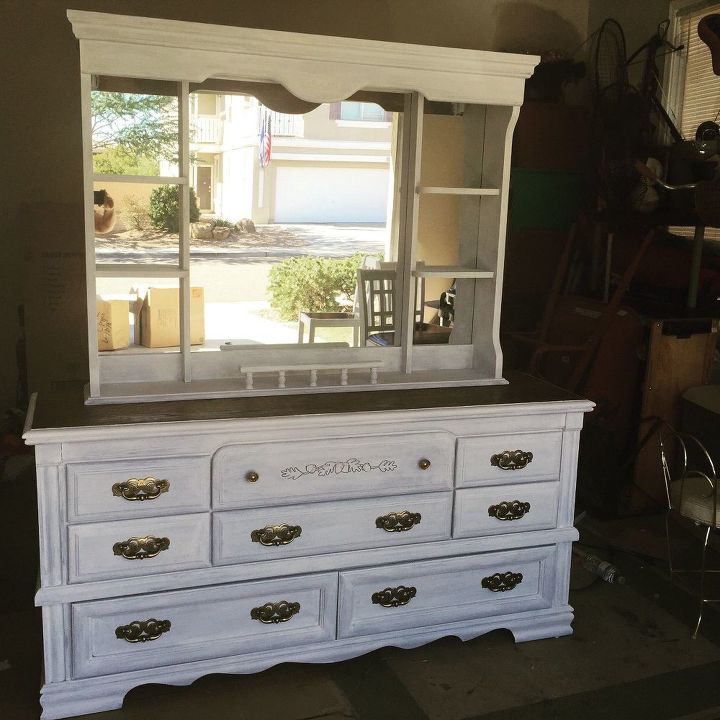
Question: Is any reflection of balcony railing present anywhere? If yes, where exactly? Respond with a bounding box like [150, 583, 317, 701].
[268, 112, 303, 137]
[192, 117, 222, 144]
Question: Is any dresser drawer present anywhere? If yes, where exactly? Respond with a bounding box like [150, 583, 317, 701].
[212, 431, 454, 509]
[67, 456, 210, 522]
[71, 572, 338, 679]
[456, 431, 563, 487]
[68, 514, 210, 583]
[453, 482, 560, 538]
[338, 546, 556, 638]
[214, 492, 452, 565]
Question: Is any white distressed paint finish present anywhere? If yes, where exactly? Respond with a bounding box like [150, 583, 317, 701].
[452, 482, 560, 538]
[66, 455, 210, 522]
[213, 492, 453, 565]
[72, 572, 338, 679]
[68, 11, 538, 105]
[455, 430, 564, 487]
[212, 430, 453, 508]
[68, 513, 210, 584]
[338, 545, 557, 638]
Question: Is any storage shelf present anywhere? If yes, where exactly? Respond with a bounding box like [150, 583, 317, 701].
[413, 265, 495, 279]
[95, 264, 188, 278]
[416, 186, 500, 196]
[93, 174, 188, 185]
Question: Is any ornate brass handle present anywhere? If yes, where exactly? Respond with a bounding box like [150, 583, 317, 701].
[488, 500, 531, 521]
[490, 450, 533, 471]
[371, 585, 417, 607]
[115, 618, 171, 643]
[112, 477, 170, 501]
[418, 458, 431, 470]
[246, 471, 260, 482]
[376, 510, 421, 532]
[113, 535, 170, 560]
[251, 600, 300, 623]
[250, 524, 302, 546]
[481, 571, 523, 592]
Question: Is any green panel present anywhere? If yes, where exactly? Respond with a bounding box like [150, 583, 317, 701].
[509, 167, 584, 231]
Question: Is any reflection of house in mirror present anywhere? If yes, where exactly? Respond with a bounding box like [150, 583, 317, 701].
[180, 93, 394, 224]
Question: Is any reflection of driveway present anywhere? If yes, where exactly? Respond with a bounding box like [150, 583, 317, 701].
[96, 223, 387, 263]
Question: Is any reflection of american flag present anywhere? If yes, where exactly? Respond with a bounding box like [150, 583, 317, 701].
[259, 113, 272, 167]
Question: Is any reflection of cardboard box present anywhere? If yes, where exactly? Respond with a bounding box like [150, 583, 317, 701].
[413, 323, 451, 345]
[139, 287, 205, 348]
[96, 297, 130, 351]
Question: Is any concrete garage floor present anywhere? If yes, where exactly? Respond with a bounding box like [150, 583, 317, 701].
[3, 472, 720, 720]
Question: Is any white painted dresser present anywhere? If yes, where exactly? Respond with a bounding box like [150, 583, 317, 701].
[25, 374, 592, 719]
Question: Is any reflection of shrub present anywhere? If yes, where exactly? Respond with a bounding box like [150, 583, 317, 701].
[123, 194, 151, 230]
[210, 218, 235, 229]
[148, 186, 200, 232]
[268, 252, 369, 320]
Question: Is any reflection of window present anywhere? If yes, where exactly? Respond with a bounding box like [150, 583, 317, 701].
[196, 93, 217, 115]
[667, 1, 720, 239]
[337, 102, 389, 122]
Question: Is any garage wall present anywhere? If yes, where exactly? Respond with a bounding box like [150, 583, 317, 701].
[2, 0, 593, 403]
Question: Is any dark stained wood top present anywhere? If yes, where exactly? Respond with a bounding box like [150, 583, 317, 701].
[30, 372, 586, 431]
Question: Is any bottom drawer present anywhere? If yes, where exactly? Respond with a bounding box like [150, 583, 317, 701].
[338, 546, 557, 638]
[72, 572, 338, 679]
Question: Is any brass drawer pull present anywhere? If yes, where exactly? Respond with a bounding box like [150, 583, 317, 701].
[481, 571, 523, 592]
[115, 618, 171, 643]
[418, 458, 431, 470]
[112, 535, 170, 560]
[246, 471, 260, 482]
[250, 524, 302, 546]
[251, 600, 300, 624]
[111, 477, 170, 501]
[376, 510, 421, 532]
[490, 450, 533, 471]
[372, 585, 417, 608]
[488, 500, 531, 521]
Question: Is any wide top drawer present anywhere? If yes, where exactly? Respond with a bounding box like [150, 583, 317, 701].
[213, 432, 454, 508]
[67, 456, 210, 522]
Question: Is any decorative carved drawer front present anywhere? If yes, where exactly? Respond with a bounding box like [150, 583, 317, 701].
[71, 572, 338, 679]
[66, 456, 210, 522]
[212, 432, 454, 509]
[213, 492, 452, 565]
[68, 514, 210, 583]
[455, 432, 563, 488]
[338, 546, 556, 639]
[453, 482, 560, 538]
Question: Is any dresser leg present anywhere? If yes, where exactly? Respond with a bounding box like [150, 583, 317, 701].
[40, 681, 127, 720]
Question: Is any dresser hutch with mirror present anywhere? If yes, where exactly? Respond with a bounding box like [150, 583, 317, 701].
[24, 11, 592, 719]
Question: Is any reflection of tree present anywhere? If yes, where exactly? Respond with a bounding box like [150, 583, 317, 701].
[91, 93, 178, 172]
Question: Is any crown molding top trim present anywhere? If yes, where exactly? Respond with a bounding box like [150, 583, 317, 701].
[67, 10, 539, 105]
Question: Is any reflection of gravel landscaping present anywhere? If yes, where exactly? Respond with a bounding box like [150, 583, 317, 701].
[95, 225, 311, 252]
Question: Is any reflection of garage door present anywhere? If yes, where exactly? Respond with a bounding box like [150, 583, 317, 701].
[274, 166, 389, 223]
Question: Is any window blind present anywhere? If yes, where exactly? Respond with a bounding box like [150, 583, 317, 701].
[675, 3, 720, 137]
[671, 3, 720, 240]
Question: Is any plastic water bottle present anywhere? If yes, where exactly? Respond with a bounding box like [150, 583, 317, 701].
[580, 552, 626, 584]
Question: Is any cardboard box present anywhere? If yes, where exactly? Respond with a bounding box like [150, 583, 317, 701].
[96, 297, 130, 351]
[139, 287, 205, 348]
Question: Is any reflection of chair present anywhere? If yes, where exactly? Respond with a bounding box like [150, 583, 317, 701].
[358, 269, 396, 345]
[661, 428, 719, 638]
[298, 311, 360, 346]
[297, 257, 382, 347]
